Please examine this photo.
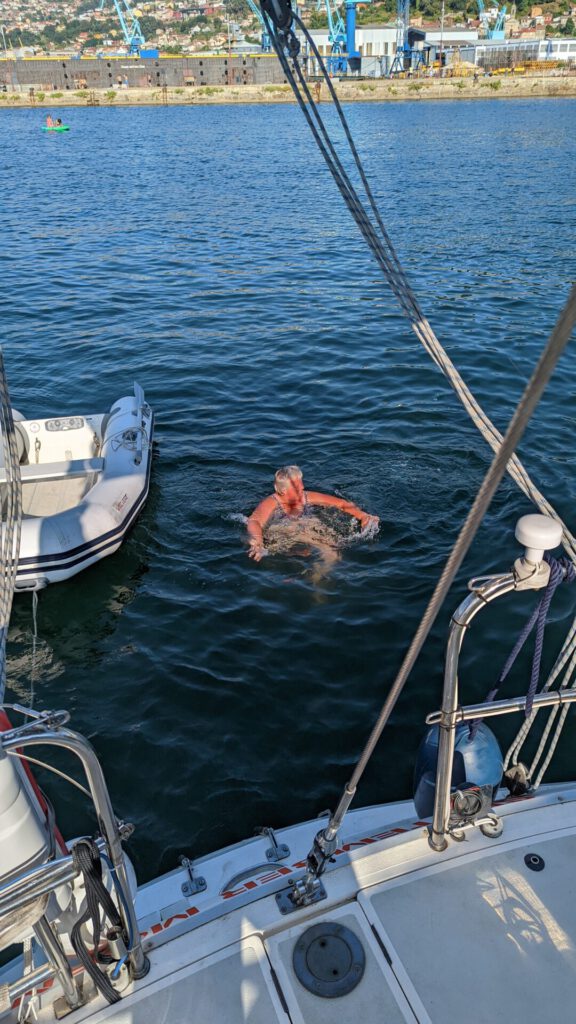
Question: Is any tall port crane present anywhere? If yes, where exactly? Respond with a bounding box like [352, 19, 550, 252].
[99, 0, 145, 54]
[247, 0, 272, 51]
[389, 0, 426, 74]
[477, 0, 507, 39]
[491, 3, 507, 38]
[316, 0, 368, 75]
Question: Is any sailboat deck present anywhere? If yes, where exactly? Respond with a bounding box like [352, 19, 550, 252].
[6, 788, 576, 1024]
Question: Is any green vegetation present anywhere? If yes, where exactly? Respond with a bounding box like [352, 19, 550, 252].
[408, 81, 424, 90]
[35, 91, 45, 101]
[51, 91, 63, 98]
[309, 0, 567, 23]
[197, 86, 224, 95]
[105, 89, 117, 101]
[74, 90, 87, 98]
[5, 0, 572, 57]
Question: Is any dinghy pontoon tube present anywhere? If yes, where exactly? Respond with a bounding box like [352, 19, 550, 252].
[0, 383, 153, 590]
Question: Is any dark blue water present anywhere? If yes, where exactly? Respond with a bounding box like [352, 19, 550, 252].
[1, 99, 575, 880]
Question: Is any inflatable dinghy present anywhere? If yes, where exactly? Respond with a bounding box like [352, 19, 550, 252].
[2, 383, 153, 591]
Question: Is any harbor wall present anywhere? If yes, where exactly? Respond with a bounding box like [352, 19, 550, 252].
[0, 55, 287, 92]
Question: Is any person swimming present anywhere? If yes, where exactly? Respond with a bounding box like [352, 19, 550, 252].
[246, 465, 378, 572]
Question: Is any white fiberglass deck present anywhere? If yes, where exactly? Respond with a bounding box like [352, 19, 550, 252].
[7, 789, 576, 1024]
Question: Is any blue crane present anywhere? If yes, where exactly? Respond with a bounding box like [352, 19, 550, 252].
[491, 3, 507, 38]
[316, 0, 368, 75]
[247, 0, 272, 51]
[477, 0, 507, 39]
[389, 0, 427, 74]
[99, 0, 145, 54]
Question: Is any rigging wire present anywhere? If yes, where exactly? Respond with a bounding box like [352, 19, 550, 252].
[262, 6, 576, 793]
[322, 284, 576, 843]
[262, 9, 576, 567]
[7, 749, 92, 800]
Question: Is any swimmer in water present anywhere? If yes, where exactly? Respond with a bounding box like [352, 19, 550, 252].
[247, 466, 378, 576]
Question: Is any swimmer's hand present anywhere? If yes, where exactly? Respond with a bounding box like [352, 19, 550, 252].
[248, 540, 266, 561]
[361, 514, 379, 531]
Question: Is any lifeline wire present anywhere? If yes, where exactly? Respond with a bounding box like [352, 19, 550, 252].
[323, 284, 576, 841]
[264, 9, 576, 791]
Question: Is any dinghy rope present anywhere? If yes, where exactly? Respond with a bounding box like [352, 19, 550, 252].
[260, 0, 576, 891]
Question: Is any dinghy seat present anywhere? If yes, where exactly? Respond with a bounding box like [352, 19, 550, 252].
[0, 459, 105, 519]
[0, 458, 105, 486]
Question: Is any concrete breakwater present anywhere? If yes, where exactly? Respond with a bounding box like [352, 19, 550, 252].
[1, 74, 576, 107]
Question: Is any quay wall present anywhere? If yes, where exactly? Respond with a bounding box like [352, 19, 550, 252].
[0, 55, 286, 92]
[1, 60, 575, 105]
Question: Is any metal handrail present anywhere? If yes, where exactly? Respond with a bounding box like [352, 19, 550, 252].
[0, 724, 149, 981]
[427, 687, 576, 725]
[0, 839, 105, 917]
[429, 573, 518, 852]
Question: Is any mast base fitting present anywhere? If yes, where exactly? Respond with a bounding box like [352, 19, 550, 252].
[276, 877, 327, 915]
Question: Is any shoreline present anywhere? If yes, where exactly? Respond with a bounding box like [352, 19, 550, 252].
[2, 74, 576, 107]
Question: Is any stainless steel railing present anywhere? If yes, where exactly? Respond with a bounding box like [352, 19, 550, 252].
[0, 715, 149, 1011]
[427, 571, 576, 851]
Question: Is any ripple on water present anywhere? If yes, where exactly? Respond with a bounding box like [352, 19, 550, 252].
[1, 99, 575, 878]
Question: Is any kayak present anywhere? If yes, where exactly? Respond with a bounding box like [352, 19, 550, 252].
[42, 125, 70, 132]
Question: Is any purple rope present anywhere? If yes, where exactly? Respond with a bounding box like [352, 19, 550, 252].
[524, 557, 565, 716]
[471, 554, 575, 735]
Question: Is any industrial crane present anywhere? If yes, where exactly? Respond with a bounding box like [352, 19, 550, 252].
[316, 0, 368, 75]
[99, 0, 145, 54]
[477, 0, 507, 39]
[247, 0, 272, 51]
[389, 0, 427, 74]
[491, 3, 507, 38]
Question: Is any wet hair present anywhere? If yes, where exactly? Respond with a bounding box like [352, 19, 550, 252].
[274, 465, 302, 493]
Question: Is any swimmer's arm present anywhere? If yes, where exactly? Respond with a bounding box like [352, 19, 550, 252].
[306, 491, 379, 528]
[246, 496, 276, 560]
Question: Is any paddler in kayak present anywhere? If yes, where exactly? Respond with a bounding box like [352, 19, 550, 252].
[247, 465, 378, 578]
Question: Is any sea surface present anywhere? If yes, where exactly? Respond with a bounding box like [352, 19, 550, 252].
[0, 98, 575, 882]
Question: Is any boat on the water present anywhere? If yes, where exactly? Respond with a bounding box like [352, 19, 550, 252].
[0, 2, 574, 1021]
[3, 383, 153, 590]
[41, 126, 70, 132]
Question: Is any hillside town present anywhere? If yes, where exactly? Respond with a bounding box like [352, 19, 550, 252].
[0, 0, 574, 57]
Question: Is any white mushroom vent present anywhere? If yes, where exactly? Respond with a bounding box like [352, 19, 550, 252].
[515, 514, 563, 565]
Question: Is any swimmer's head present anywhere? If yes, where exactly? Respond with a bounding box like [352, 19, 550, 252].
[274, 465, 303, 496]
